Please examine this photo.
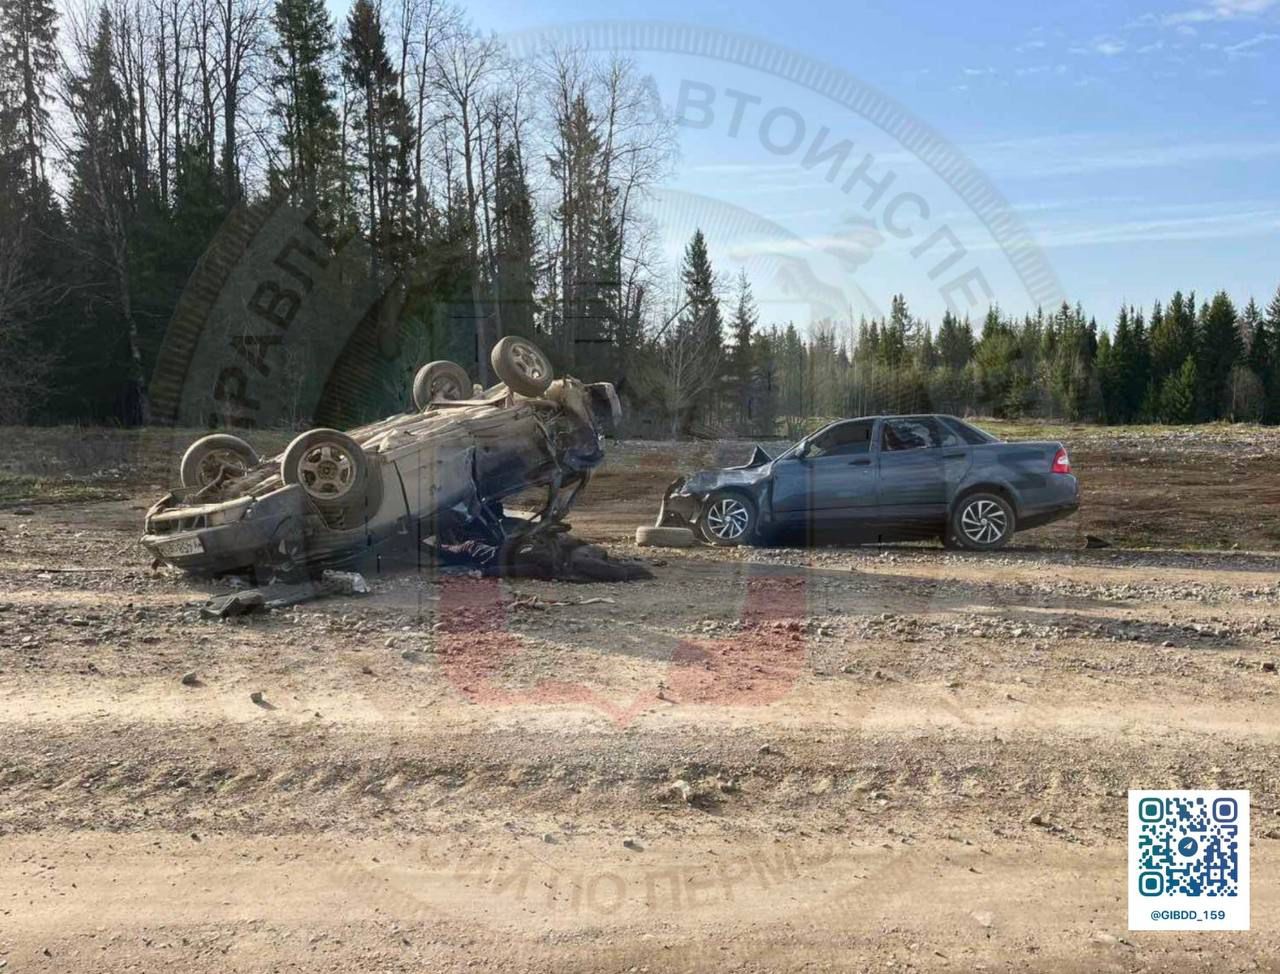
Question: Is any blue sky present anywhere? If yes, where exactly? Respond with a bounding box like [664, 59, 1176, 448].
[356, 0, 1280, 328]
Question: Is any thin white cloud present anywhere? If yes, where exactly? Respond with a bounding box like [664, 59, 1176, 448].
[1224, 31, 1280, 55]
[1014, 63, 1069, 77]
[1070, 37, 1128, 56]
[1032, 207, 1280, 248]
[711, 202, 1280, 265]
[1165, 0, 1277, 25]
[963, 133, 1280, 179]
[688, 134, 1280, 191]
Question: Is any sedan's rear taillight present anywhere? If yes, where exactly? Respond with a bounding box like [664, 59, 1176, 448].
[1051, 447, 1071, 474]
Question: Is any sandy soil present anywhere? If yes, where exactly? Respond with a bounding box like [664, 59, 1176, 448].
[2, 429, 1279, 972]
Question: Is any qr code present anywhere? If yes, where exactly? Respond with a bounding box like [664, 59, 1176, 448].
[1136, 795, 1241, 897]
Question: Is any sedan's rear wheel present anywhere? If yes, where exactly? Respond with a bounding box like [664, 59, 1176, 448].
[951, 492, 1014, 550]
[699, 491, 756, 546]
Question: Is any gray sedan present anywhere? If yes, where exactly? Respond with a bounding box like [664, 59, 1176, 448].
[658, 415, 1079, 550]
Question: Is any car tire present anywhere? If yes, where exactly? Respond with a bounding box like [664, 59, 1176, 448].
[950, 492, 1015, 551]
[636, 525, 695, 548]
[413, 360, 471, 409]
[180, 434, 259, 490]
[698, 491, 757, 546]
[280, 428, 375, 521]
[490, 336, 553, 397]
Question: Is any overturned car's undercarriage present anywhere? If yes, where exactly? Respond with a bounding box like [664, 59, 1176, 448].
[141, 338, 633, 579]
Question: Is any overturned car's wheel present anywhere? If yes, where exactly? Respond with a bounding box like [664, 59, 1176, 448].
[413, 360, 471, 409]
[491, 336, 553, 397]
[699, 491, 757, 546]
[180, 434, 259, 490]
[950, 492, 1014, 551]
[281, 428, 375, 520]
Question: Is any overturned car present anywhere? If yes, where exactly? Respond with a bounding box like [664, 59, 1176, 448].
[142, 337, 621, 576]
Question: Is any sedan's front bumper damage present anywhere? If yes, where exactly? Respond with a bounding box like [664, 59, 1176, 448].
[655, 464, 773, 536]
[656, 477, 700, 529]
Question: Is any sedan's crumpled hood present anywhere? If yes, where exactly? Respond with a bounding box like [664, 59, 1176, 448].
[679, 445, 777, 495]
[729, 445, 773, 470]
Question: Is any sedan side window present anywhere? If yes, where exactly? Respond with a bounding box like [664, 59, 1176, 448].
[807, 421, 874, 458]
[882, 418, 947, 452]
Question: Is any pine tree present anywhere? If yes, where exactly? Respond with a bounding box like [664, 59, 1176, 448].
[676, 229, 722, 350]
[1150, 290, 1195, 384]
[936, 310, 973, 370]
[1046, 301, 1094, 421]
[1241, 298, 1263, 354]
[0, 0, 63, 422]
[1132, 306, 1151, 409]
[973, 308, 1026, 418]
[1160, 356, 1197, 424]
[750, 327, 778, 435]
[916, 324, 938, 370]
[64, 7, 150, 423]
[727, 268, 758, 425]
[342, 0, 411, 264]
[492, 144, 537, 339]
[1101, 305, 1141, 423]
[880, 293, 912, 368]
[1245, 299, 1270, 377]
[1259, 286, 1280, 423]
[269, 0, 341, 210]
[0, 0, 58, 191]
[779, 321, 805, 417]
[1195, 291, 1242, 420]
[548, 92, 609, 367]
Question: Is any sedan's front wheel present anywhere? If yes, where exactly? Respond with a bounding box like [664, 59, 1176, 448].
[950, 492, 1014, 550]
[699, 491, 757, 546]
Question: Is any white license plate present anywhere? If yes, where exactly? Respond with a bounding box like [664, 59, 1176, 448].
[160, 535, 205, 557]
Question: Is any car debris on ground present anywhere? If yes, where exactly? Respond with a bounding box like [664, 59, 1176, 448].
[199, 569, 372, 619]
[430, 524, 651, 581]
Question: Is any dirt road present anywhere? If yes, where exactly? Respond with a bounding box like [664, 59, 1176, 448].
[2, 429, 1279, 971]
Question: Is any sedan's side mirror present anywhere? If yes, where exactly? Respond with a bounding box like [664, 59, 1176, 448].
[795, 441, 811, 461]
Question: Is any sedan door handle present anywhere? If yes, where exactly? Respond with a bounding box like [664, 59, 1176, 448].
[848, 458, 871, 466]
[942, 451, 965, 459]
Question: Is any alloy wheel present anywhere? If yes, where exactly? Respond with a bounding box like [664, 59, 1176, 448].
[959, 498, 1008, 545]
[705, 497, 751, 541]
[298, 443, 357, 500]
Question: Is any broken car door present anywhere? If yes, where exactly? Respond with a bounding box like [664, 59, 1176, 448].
[875, 416, 958, 523]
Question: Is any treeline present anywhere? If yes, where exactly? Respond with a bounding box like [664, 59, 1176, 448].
[653, 232, 1280, 435]
[1, 0, 1277, 435]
